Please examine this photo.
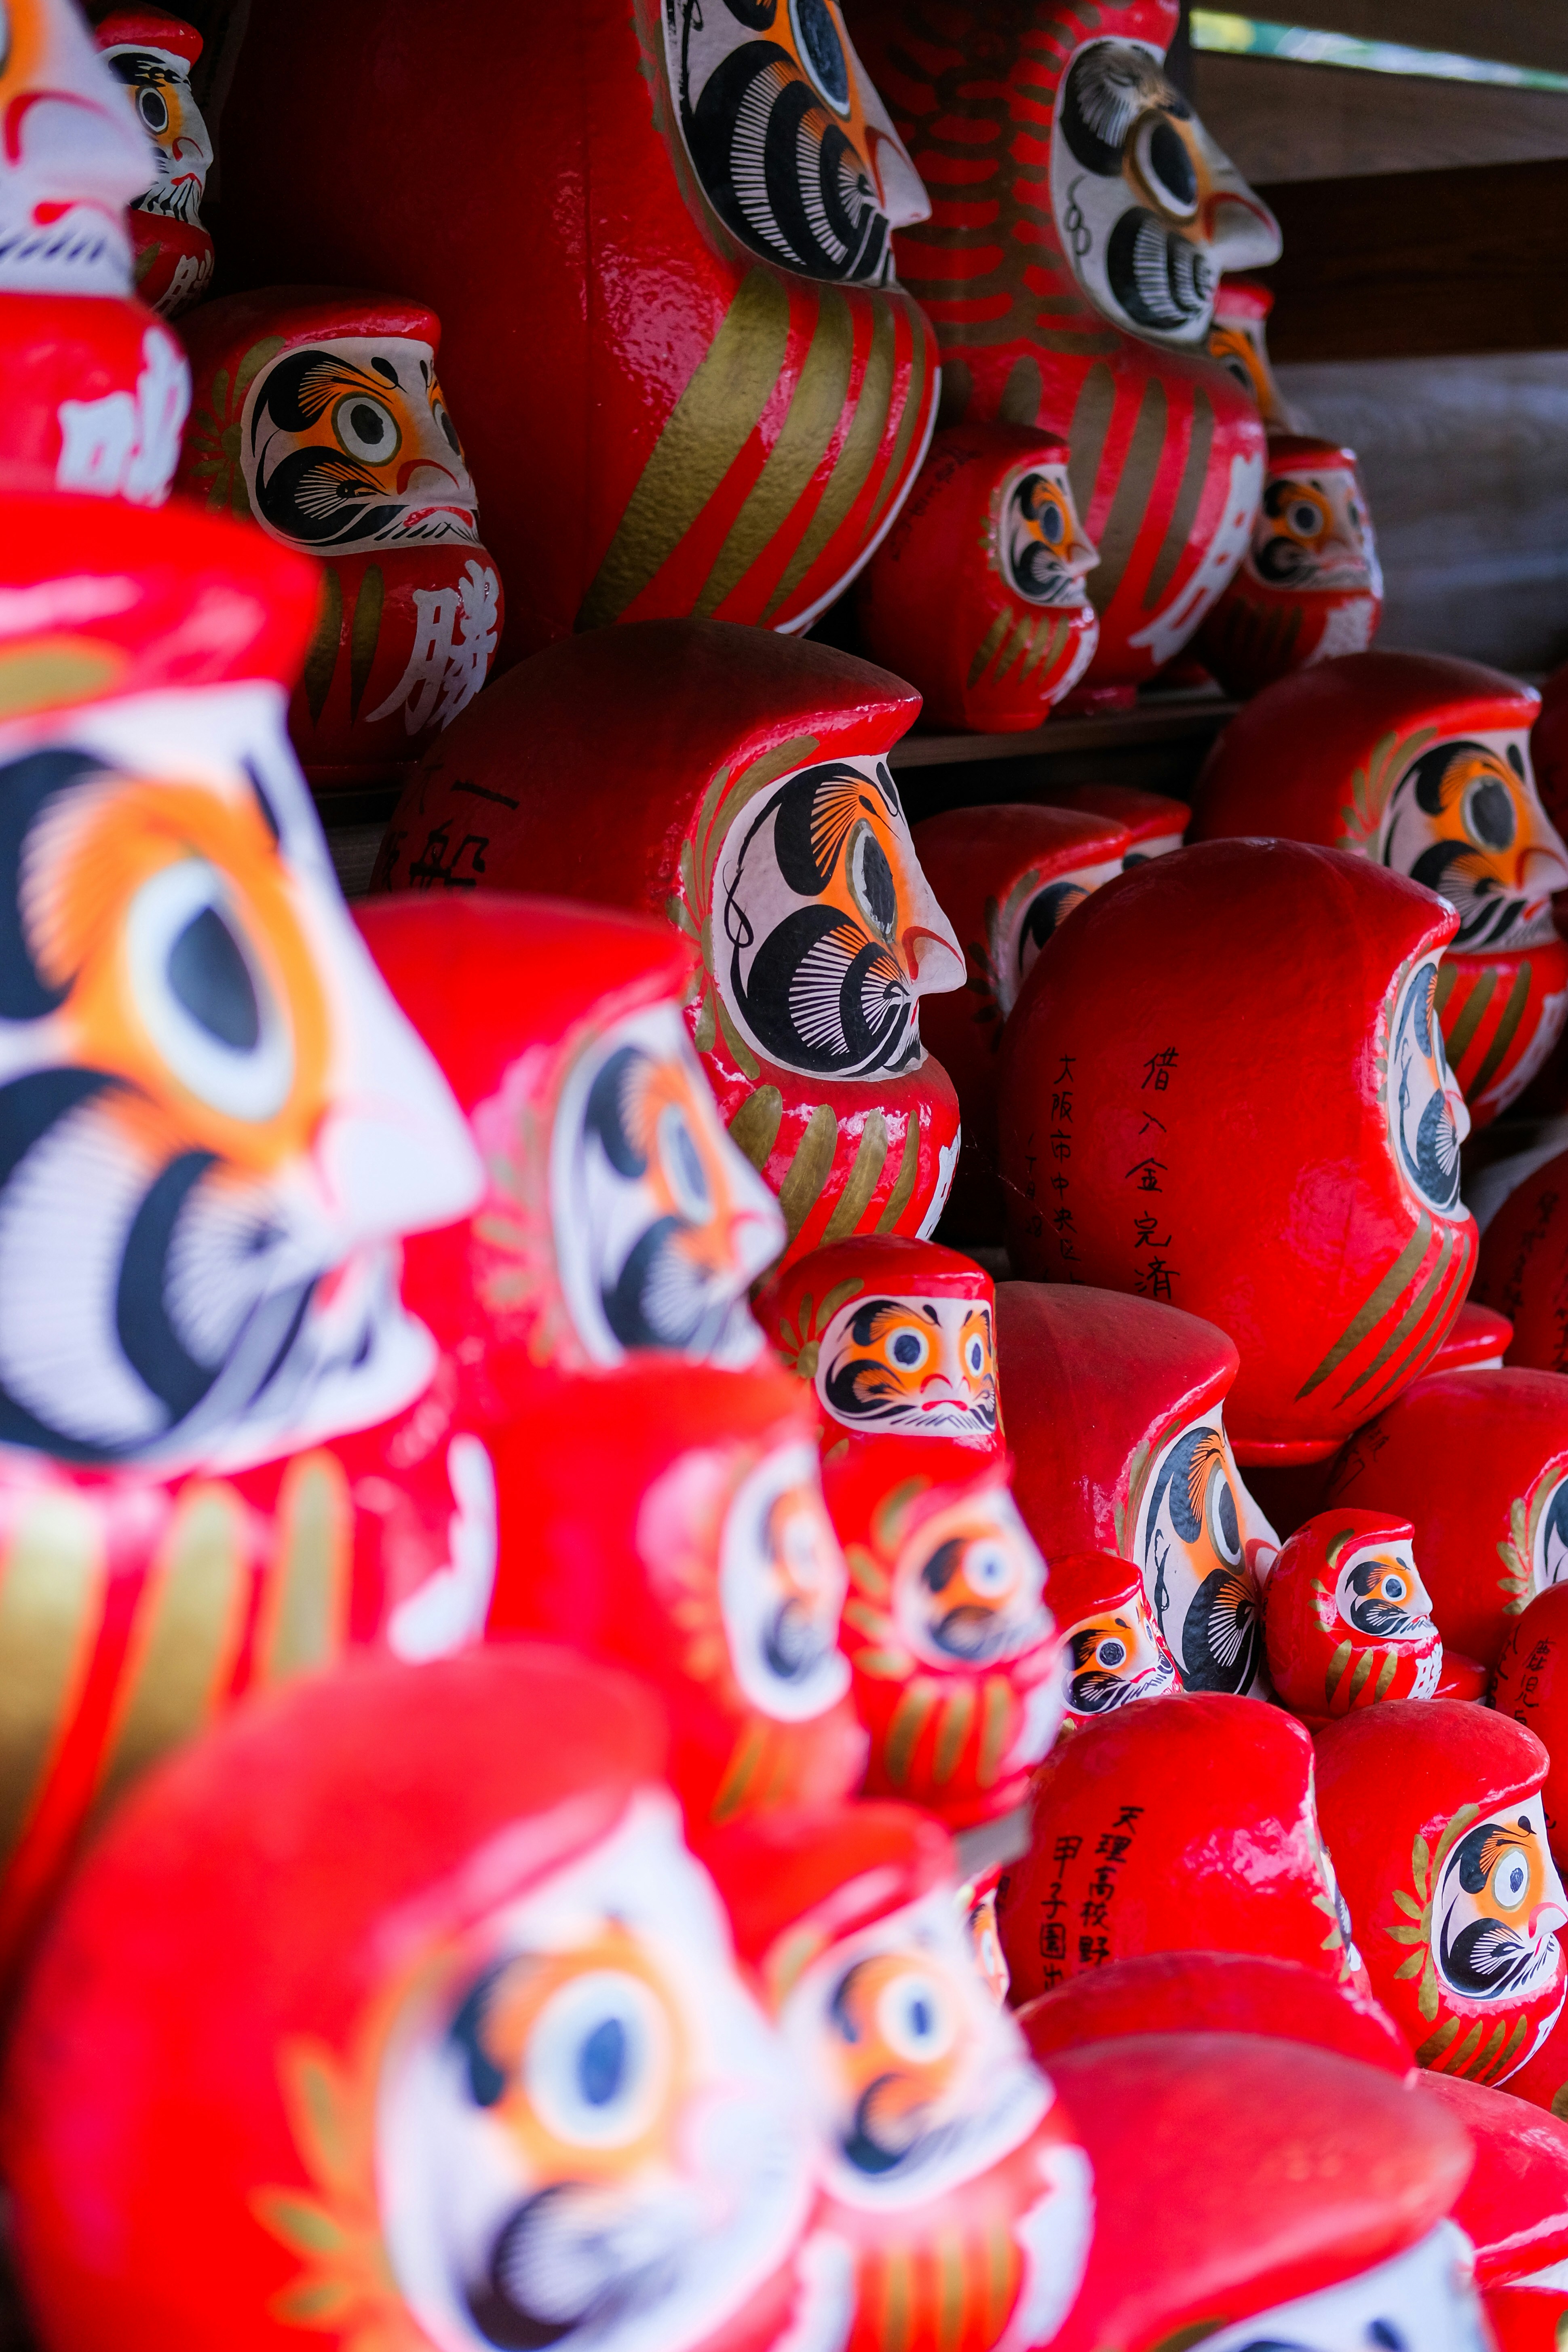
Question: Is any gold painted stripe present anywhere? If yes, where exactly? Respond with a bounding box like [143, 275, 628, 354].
[301, 569, 342, 725]
[577, 269, 793, 631]
[1021, 613, 1069, 683]
[1447, 2021, 1486, 2078]
[1348, 1650, 1375, 1701]
[1144, 383, 1214, 611]
[1296, 1214, 1431, 1401]
[728, 1084, 783, 1172]
[347, 564, 384, 721]
[866, 308, 931, 534]
[821, 1112, 890, 1243]
[937, 2232, 966, 2352]
[990, 613, 1035, 686]
[875, 1110, 924, 1233]
[1491, 2014, 1530, 2083]
[1441, 967, 1497, 1074]
[1325, 1638, 1352, 1705]
[1356, 1227, 1471, 1418]
[977, 1674, 1012, 1788]
[697, 290, 855, 619]
[764, 301, 899, 622]
[967, 610, 1011, 688]
[932, 1683, 975, 1784]
[1342, 1221, 1455, 1405]
[1374, 1651, 1398, 1700]
[711, 1717, 767, 1823]
[92, 1482, 249, 1819]
[256, 1451, 352, 1685]
[778, 1103, 839, 1242]
[1085, 374, 1168, 614]
[884, 1683, 935, 1788]
[1433, 960, 1458, 1016]
[1065, 363, 1116, 548]
[1469, 962, 1534, 1101]
[883, 2248, 914, 2352]
[0, 1493, 106, 1864]
[1414, 2016, 1462, 2068]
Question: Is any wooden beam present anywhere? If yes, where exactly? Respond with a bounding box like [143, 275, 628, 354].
[1226, 0, 1568, 81]
[1256, 156, 1568, 361]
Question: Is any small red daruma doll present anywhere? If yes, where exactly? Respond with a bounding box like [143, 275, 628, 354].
[998, 1693, 1366, 2008]
[1049, 1550, 1179, 1733]
[912, 804, 1128, 1238]
[375, 621, 967, 1264]
[1000, 842, 1478, 1459]
[1, 1647, 825, 2352]
[1317, 1699, 1568, 2086]
[1492, 1586, 1568, 1875]
[702, 1803, 1093, 2352]
[755, 1234, 1002, 1456]
[1323, 1369, 1568, 1672]
[95, 8, 214, 317]
[1265, 1509, 1443, 1724]
[1193, 652, 1568, 1125]
[179, 289, 504, 792]
[822, 1431, 1063, 1825]
[1195, 435, 1383, 698]
[857, 426, 1100, 734]
[1207, 276, 1300, 433]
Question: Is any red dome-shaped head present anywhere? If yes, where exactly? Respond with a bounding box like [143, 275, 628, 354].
[487, 1361, 865, 1827]
[1047, 1550, 1179, 1728]
[1037, 783, 1190, 863]
[1494, 1584, 1568, 1875]
[1000, 841, 1477, 1458]
[822, 1431, 1061, 1823]
[1264, 1508, 1441, 1722]
[998, 1692, 1365, 2007]
[1433, 1299, 1514, 1373]
[1473, 1146, 1568, 1374]
[1044, 2033, 1478, 2352]
[94, 7, 213, 315]
[996, 1284, 1279, 1698]
[1316, 1698, 1568, 2086]
[1208, 274, 1298, 430]
[1195, 435, 1382, 698]
[2, 1647, 823, 2352]
[375, 622, 966, 1267]
[359, 894, 785, 1397]
[1323, 1368, 1568, 1670]
[1017, 1948, 1412, 2075]
[701, 1800, 1094, 2352]
[755, 1233, 1000, 1451]
[1418, 2071, 1568, 2287]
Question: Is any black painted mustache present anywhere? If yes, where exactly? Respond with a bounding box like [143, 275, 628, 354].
[1440, 1913, 1559, 2002]
[467, 2184, 684, 2352]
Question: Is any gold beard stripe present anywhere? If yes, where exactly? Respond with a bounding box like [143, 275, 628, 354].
[0, 1492, 106, 1867]
[576, 268, 793, 632]
[255, 1451, 352, 1685]
[967, 610, 1012, 688]
[865, 309, 930, 537]
[932, 1680, 976, 1784]
[696, 289, 855, 621]
[1144, 383, 1215, 612]
[821, 1112, 891, 1243]
[1339, 1218, 1457, 1409]
[876, 1108, 924, 1232]
[1022, 614, 1070, 683]
[1468, 963, 1534, 1102]
[1357, 1228, 1474, 1422]
[1440, 966, 1497, 1071]
[1295, 1212, 1432, 1401]
[301, 568, 342, 724]
[779, 1102, 840, 1242]
[762, 300, 900, 623]
[884, 1679, 937, 1787]
[1087, 373, 1169, 614]
[347, 564, 384, 720]
[90, 1481, 249, 1821]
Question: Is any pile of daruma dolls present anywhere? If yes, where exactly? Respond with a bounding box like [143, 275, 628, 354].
[14, 0, 1568, 2349]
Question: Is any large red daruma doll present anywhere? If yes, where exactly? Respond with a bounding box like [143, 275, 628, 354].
[209, 0, 940, 660]
[854, 0, 1280, 696]
[1317, 1700, 1568, 2088]
[0, 0, 190, 504]
[2, 1647, 825, 2352]
[1194, 653, 1568, 1125]
[375, 622, 966, 1266]
[177, 290, 504, 793]
[999, 841, 1478, 1460]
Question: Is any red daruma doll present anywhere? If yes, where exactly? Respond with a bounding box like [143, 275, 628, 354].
[1264, 1509, 1443, 1724]
[1195, 434, 1383, 698]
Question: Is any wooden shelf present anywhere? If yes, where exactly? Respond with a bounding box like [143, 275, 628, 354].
[891, 691, 1237, 769]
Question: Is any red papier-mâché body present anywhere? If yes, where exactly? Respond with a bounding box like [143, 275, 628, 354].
[1494, 1585, 1568, 1877]
[998, 840, 1478, 1459]
[208, 0, 941, 660]
[852, 0, 1281, 696]
[373, 620, 967, 1268]
[1418, 2069, 1568, 2288]
[1193, 652, 1568, 1126]
[1017, 1948, 1412, 2074]
[1264, 1508, 1442, 1725]
[1316, 1698, 1568, 2087]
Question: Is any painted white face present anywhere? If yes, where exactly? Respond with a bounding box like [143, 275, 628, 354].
[1433, 1794, 1568, 2006]
[715, 755, 962, 1081]
[0, 0, 152, 293]
[1050, 38, 1280, 346]
[1000, 463, 1099, 608]
[1381, 731, 1568, 954]
[1199, 2224, 1491, 2352]
[661, 0, 929, 286]
[1060, 1586, 1178, 1721]
[379, 1790, 815, 2352]
[1385, 960, 1470, 1217]
[1333, 1538, 1433, 1643]
[891, 1485, 1052, 1672]
[816, 1290, 997, 1443]
[100, 36, 213, 224]
[241, 337, 482, 555]
[1533, 1470, 1568, 1595]
[1134, 1414, 1277, 1697]
[0, 680, 481, 1476]
[991, 852, 1124, 1019]
[1247, 465, 1381, 598]
[779, 1884, 1050, 2209]
[550, 1002, 783, 1370]
[716, 1438, 852, 1721]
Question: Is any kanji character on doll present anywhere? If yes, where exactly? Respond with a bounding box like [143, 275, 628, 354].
[375, 622, 966, 1264]
[1317, 1699, 1568, 2086]
[94, 8, 213, 316]
[1000, 842, 1477, 1457]
[1264, 1509, 1442, 1723]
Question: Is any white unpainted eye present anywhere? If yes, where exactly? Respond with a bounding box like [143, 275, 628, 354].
[876, 1968, 958, 2063]
[333, 392, 400, 465]
[1492, 1850, 1533, 1913]
[963, 1537, 1017, 1599]
[125, 859, 293, 1122]
[524, 1969, 671, 2149]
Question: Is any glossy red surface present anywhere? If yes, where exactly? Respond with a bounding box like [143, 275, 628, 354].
[1316, 1699, 1567, 2084]
[1195, 434, 1382, 698]
[1496, 1586, 1568, 1873]
[1433, 1300, 1515, 1373]
[1034, 783, 1191, 861]
[1323, 1369, 1568, 1671]
[1475, 1150, 1568, 1373]
[1418, 2071, 1568, 2285]
[0, 294, 186, 502]
[998, 842, 1475, 1455]
[372, 622, 964, 1267]
[998, 1692, 1364, 2005]
[211, 0, 939, 659]
[1044, 1550, 1180, 1731]
[1486, 2285, 1568, 2352]
[1264, 1508, 1440, 1722]
[1017, 1948, 1412, 2074]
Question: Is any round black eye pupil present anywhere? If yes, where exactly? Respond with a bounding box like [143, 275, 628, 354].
[794, 0, 849, 108]
[1217, 1485, 1239, 1556]
[169, 905, 261, 1053]
[893, 1333, 922, 1365]
[1101, 1640, 1126, 1668]
[1469, 778, 1516, 849]
[673, 1121, 708, 1204]
[909, 1995, 933, 2038]
[139, 87, 169, 131]
[437, 405, 460, 454]
[350, 403, 388, 447]
[858, 833, 898, 936]
[579, 2016, 627, 2107]
[1149, 118, 1195, 206]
